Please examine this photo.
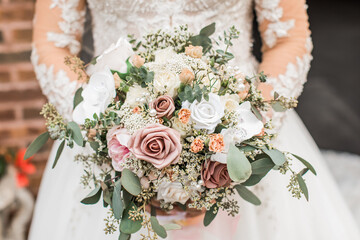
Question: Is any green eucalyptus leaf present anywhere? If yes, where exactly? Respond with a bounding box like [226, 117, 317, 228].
[263, 148, 286, 166]
[234, 184, 261, 206]
[251, 105, 263, 121]
[24, 132, 50, 160]
[122, 189, 133, 209]
[271, 101, 287, 112]
[120, 202, 142, 234]
[118, 232, 130, 240]
[199, 22, 216, 37]
[121, 169, 141, 196]
[112, 179, 124, 220]
[237, 145, 256, 153]
[67, 121, 83, 146]
[214, 124, 227, 134]
[150, 216, 167, 238]
[81, 185, 102, 205]
[242, 173, 267, 186]
[227, 145, 252, 182]
[292, 154, 316, 175]
[203, 203, 218, 226]
[251, 157, 275, 175]
[297, 174, 309, 201]
[73, 87, 83, 109]
[90, 56, 98, 65]
[89, 141, 100, 152]
[163, 223, 182, 231]
[52, 140, 65, 169]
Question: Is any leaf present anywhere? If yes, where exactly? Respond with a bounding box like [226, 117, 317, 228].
[120, 202, 142, 234]
[271, 101, 287, 112]
[118, 232, 130, 240]
[24, 132, 50, 160]
[292, 154, 316, 175]
[52, 140, 65, 169]
[189, 35, 212, 53]
[122, 189, 133, 209]
[227, 144, 252, 182]
[112, 179, 124, 220]
[263, 148, 286, 166]
[242, 173, 267, 186]
[89, 141, 100, 152]
[163, 223, 182, 231]
[120, 169, 141, 196]
[234, 184, 261, 206]
[89, 56, 98, 65]
[203, 204, 218, 226]
[214, 124, 227, 134]
[199, 22, 216, 37]
[101, 181, 112, 206]
[297, 174, 309, 201]
[251, 158, 275, 175]
[150, 216, 167, 238]
[237, 145, 256, 152]
[67, 121, 83, 146]
[73, 87, 83, 109]
[251, 105, 263, 121]
[81, 185, 102, 205]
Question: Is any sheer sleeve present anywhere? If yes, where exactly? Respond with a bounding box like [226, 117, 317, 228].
[255, 0, 313, 100]
[31, 0, 86, 120]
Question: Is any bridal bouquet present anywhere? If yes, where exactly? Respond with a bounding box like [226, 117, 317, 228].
[25, 23, 316, 239]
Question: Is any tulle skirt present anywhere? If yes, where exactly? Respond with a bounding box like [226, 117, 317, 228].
[28, 111, 360, 240]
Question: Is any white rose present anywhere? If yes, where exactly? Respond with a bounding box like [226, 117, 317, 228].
[156, 181, 190, 204]
[73, 68, 116, 124]
[154, 47, 177, 64]
[124, 84, 150, 107]
[153, 71, 181, 97]
[220, 94, 240, 112]
[89, 38, 134, 74]
[182, 93, 224, 133]
[171, 117, 190, 137]
[201, 73, 221, 93]
[234, 101, 263, 139]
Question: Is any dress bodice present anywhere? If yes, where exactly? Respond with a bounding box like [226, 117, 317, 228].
[87, 0, 258, 74]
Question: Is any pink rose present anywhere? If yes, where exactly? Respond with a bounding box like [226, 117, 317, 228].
[201, 159, 231, 188]
[150, 95, 175, 119]
[127, 124, 182, 169]
[106, 126, 131, 171]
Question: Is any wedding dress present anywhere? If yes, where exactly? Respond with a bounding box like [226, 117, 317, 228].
[28, 0, 360, 239]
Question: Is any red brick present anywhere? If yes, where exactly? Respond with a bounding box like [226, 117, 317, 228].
[0, 71, 10, 82]
[12, 29, 33, 43]
[23, 107, 42, 119]
[0, 8, 34, 22]
[0, 129, 11, 140]
[18, 70, 36, 81]
[0, 88, 43, 102]
[0, 51, 31, 64]
[0, 109, 15, 120]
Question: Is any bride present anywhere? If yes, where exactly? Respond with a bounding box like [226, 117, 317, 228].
[29, 0, 360, 239]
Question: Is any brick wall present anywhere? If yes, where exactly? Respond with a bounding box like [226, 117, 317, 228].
[0, 0, 51, 196]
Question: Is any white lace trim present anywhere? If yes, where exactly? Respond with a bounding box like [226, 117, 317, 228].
[47, 0, 85, 55]
[31, 46, 80, 121]
[255, 0, 295, 48]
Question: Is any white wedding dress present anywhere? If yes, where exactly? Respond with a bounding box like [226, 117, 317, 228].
[29, 0, 360, 239]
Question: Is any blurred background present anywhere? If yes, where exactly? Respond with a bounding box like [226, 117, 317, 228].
[0, 0, 359, 238]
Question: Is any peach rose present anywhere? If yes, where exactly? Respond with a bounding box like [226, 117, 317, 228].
[201, 159, 231, 188]
[133, 106, 142, 114]
[127, 124, 182, 169]
[190, 138, 204, 153]
[179, 68, 195, 84]
[150, 95, 175, 119]
[185, 45, 203, 58]
[113, 72, 121, 89]
[132, 55, 145, 68]
[208, 134, 225, 153]
[178, 108, 191, 124]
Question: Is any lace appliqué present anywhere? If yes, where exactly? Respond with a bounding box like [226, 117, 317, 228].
[47, 0, 85, 55]
[31, 47, 80, 121]
[255, 0, 295, 48]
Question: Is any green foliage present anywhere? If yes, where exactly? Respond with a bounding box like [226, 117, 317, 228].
[120, 169, 142, 196]
[227, 145, 252, 182]
[67, 121, 84, 147]
[120, 202, 142, 234]
[251, 105, 263, 121]
[258, 71, 267, 83]
[0, 155, 7, 179]
[292, 154, 316, 175]
[178, 84, 204, 103]
[234, 184, 261, 206]
[24, 132, 50, 160]
[81, 185, 102, 205]
[52, 140, 65, 169]
[263, 148, 286, 166]
[203, 203, 218, 226]
[73, 87, 83, 109]
[163, 223, 182, 231]
[271, 101, 287, 112]
[190, 22, 216, 53]
[112, 179, 124, 220]
[118, 232, 130, 240]
[296, 174, 309, 201]
[251, 157, 275, 175]
[150, 216, 167, 238]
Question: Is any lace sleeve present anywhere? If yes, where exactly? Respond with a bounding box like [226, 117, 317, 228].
[255, 0, 313, 100]
[31, 0, 86, 120]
